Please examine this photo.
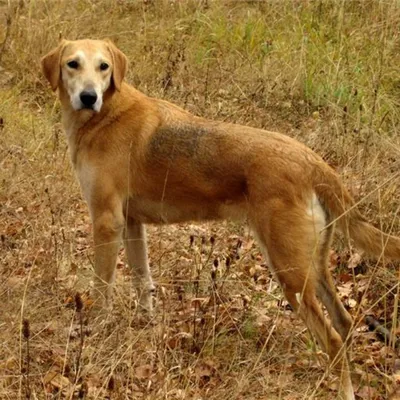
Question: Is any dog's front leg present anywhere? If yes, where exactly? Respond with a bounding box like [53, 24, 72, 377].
[123, 220, 154, 314]
[92, 206, 124, 308]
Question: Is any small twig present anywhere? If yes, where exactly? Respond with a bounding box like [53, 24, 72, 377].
[107, 375, 115, 398]
[201, 235, 215, 269]
[22, 319, 31, 399]
[0, 13, 12, 64]
[44, 188, 55, 226]
[74, 293, 84, 385]
[192, 264, 201, 354]
[210, 258, 219, 355]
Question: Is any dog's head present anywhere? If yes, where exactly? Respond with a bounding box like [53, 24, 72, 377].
[41, 39, 127, 112]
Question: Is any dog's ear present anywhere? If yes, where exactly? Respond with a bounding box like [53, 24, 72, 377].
[106, 41, 128, 91]
[41, 40, 67, 91]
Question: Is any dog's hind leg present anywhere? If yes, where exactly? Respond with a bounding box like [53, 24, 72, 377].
[251, 199, 354, 400]
[123, 219, 155, 313]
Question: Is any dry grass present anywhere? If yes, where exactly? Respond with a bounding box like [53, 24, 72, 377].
[1, 0, 400, 399]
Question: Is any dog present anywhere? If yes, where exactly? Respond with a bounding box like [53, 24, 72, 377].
[41, 39, 400, 400]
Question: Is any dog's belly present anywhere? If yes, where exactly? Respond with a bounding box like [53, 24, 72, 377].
[126, 196, 247, 224]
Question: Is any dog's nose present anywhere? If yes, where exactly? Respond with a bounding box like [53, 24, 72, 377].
[80, 90, 97, 108]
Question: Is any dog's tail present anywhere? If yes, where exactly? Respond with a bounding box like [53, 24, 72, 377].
[313, 164, 400, 260]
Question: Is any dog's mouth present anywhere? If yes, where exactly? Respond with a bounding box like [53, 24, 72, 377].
[75, 101, 102, 113]
[79, 104, 97, 111]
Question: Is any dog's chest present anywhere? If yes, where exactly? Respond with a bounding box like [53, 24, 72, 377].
[75, 162, 95, 210]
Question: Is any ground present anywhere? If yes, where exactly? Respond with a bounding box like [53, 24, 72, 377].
[1, 1, 400, 399]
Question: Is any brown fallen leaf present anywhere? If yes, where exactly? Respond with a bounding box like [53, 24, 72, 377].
[135, 364, 152, 380]
[389, 359, 400, 399]
[337, 272, 352, 284]
[338, 281, 353, 300]
[0, 356, 18, 371]
[356, 385, 378, 399]
[348, 252, 363, 270]
[194, 359, 219, 388]
[86, 374, 107, 396]
[43, 368, 73, 396]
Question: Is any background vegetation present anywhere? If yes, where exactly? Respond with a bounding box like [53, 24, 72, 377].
[1, 0, 400, 398]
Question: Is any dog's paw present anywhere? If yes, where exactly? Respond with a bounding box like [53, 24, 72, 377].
[137, 286, 155, 314]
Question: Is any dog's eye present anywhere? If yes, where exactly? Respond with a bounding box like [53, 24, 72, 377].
[100, 62, 109, 71]
[67, 60, 79, 69]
